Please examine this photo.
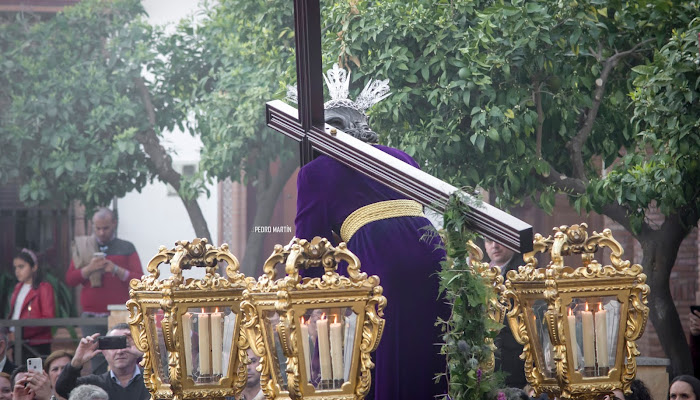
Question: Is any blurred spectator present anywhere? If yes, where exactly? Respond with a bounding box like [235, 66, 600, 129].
[65, 208, 142, 374]
[55, 323, 148, 400]
[68, 384, 108, 400]
[670, 375, 700, 400]
[486, 239, 526, 389]
[689, 309, 700, 380]
[8, 249, 55, 361]
[11, 365, 52, 400]
[45, 350, 73, 400]
[0, 372, 11, 400]
[603, 379, 652, 400]
[0, 328, 16, 374]
[238, 349, 263, 400]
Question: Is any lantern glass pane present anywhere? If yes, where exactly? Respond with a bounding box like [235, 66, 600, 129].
[146, 308, 170, 384]
[297, 307, 357, 390]
[570, 297, 620, 376]
[264, 310, 289, 392]
[531, 300, 556, 378]
[183, 306, 237, 384]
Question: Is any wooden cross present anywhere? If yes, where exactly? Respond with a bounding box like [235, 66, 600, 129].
[266, 0, 533, 253]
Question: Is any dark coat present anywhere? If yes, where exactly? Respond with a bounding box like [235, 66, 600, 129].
[1, 358, 16, 375]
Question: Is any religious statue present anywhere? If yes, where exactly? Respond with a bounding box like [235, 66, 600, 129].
[289, 64, 450, 400]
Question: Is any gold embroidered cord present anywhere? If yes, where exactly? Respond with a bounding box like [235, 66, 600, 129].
[340, 200, 425, 242]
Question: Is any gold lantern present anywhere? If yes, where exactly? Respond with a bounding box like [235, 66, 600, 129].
[504, 224, 649, 399]
[240, 237, 386, 400]
[127, 239, 254, 400]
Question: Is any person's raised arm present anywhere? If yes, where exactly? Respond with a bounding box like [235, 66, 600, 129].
[55, 333, 101, 398]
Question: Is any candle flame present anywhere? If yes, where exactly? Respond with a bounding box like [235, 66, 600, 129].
[598, 303, 603, 312]
[321, 313, 326, 320]
[585, 302, 589, 312]
[301, 316, 305, 324]
[215, 307, 219, 313]
[201, 308, 205, 314]
[568, 308, 573, 317]
[334, 315, 338, 324]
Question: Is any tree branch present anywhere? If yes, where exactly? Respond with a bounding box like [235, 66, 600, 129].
[134, 76, 212, 240]
[533, 78, 544, 158]
[535, 160, 647, 235]
[566, 39, 653, 180]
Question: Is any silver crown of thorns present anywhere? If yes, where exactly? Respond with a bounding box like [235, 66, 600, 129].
[287, 64, 391, 114]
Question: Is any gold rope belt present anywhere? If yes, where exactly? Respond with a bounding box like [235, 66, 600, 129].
[340, 199, 425, 242]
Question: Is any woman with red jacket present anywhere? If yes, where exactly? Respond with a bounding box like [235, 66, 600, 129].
[8, 248, 55, 361]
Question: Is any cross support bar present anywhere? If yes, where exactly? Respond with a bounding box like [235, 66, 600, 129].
[267, 100, 533, 253]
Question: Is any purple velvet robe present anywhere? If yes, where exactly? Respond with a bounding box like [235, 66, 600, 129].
[295, 145, 449, 399]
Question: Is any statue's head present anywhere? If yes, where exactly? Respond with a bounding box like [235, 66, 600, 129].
[287, 64, 390, 144]
[324, 106, 378, 144]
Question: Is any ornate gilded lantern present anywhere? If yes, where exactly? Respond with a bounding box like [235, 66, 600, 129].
[504, 224, 649, 399]
[240, 237, 386, 400]
[127, 239, 253, 400]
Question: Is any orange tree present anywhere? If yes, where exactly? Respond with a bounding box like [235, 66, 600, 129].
[325, 0, 700, 379]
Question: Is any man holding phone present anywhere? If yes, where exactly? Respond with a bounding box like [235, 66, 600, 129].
[65, 207, 142, 374]
[54, 323, 148, 400]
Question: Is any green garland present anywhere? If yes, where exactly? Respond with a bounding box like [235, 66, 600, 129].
[439, 193, 511, 400]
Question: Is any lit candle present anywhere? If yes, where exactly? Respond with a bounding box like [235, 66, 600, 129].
[329, 315, 344, 381]
[567, 308, 579, 370]
[211, 308, 223, 375]
[300, 317, 311, 379]
[182, 312, 193, 376]
[595, 303, 609, 368]
[581, 303, 595, 368]
[316, 313, 332, 381]
[199, 310, 211, 375]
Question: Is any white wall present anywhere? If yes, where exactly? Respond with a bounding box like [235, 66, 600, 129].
[117, 1, 215, 279]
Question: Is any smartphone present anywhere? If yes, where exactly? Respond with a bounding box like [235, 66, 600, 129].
[97, 336, 127, 350]
[93, 252, 106, 258]
[691, 305, 700, 315]
[27, 357, 43, 373]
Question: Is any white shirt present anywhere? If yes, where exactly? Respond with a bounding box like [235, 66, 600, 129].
[110, 365, 142, 387]
[0, 355, 6, 372]
[12, 283, 31, 320]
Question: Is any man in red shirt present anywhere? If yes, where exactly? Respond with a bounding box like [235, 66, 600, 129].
[65, 207, 142, 374]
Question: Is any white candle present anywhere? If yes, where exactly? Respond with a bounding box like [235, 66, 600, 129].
[182, 312, 193, 376]
[595, 303, 609, 368]
[567, 309, 579, 371]
[581, 303, 595, 368]
[211, 309, 223, 375]
[199, 311, 211, 375]
[316, 314, 332, 381]
[300, 317, 311, 380]
[329, 315, 343, 381]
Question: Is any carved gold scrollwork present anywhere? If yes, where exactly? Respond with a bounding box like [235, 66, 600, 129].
[126, 299, 157, 392]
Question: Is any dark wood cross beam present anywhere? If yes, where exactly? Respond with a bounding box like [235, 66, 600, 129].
[266, 0, 533, 253]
